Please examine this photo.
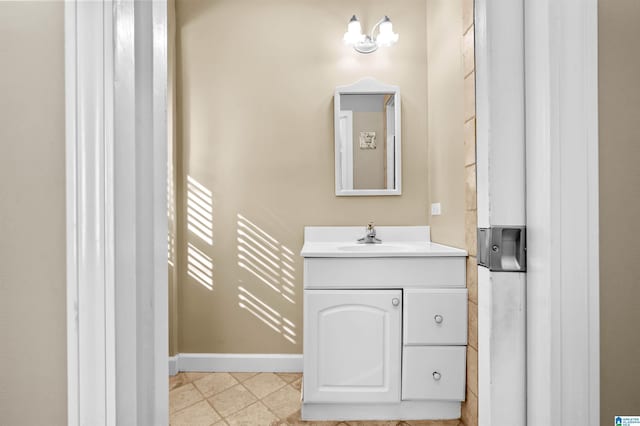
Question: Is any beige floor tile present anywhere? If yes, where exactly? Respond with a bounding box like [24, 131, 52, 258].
[193, 372, 239, 397]
[208, 384, 257, 417]
[261, 384, 301, 419]
[225, 401, 278, 426]
[243, 372, 287, 398]
[170, 400, 220, 426]
[230, 372, 259, 382]
[290, 377, 302, 392]
[275, 373, 302, 384]
[170, 383, 204, 413]
[170, 372, 191, 391]
[281, 409, 342, 425]
[186, 372, 214, 382]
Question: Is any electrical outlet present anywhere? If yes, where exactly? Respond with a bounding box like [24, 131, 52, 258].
[431, 203, 442, 216]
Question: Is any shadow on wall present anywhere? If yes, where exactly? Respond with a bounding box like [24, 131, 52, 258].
[186, 175, 214, 290]
[237, 213, 297, 345]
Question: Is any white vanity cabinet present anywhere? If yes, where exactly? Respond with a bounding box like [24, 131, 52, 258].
[301, 226, 468, 421]
[303, 289, 402, 403]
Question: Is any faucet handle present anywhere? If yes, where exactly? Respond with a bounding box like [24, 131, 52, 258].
[367, 221, 375, 230]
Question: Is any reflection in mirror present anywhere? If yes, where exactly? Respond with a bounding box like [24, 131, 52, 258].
[335, 78, 401, 196]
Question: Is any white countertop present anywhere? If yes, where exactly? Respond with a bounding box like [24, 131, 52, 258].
[300, 226, 468, 258]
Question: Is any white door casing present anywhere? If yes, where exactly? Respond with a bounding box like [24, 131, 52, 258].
[524, 0, 600, 425]
[474, 1, 527, 425]
[65, 1, 168, 424]
[475, 0, 600, 425]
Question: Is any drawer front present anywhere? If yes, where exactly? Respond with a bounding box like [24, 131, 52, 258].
[403, 289, 468, 345]
[402, 346, 466, 401]
[303, 257, 467, 289]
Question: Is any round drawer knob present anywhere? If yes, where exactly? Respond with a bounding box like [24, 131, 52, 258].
[433, 371, 442, 381]
[434, 314, 444, 324]
[392, 298, 400, 307]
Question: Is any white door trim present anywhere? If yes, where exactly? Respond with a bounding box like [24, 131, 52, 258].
[524, 0, 600, 424]
[474, 1, 527, 424]
[476, 0, 599, 424]
[65, 1, 168, 424]
[65, 2, 116, 423]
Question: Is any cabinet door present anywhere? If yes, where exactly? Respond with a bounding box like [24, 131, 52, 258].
[304, 289, 402, 403]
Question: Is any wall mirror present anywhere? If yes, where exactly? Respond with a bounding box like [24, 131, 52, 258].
[334, 77, 401, 196]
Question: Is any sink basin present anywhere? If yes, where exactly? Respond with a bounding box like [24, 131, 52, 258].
[337, 244, 411, 252]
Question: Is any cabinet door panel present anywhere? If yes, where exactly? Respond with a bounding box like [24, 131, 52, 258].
[304, 289, 402, 403]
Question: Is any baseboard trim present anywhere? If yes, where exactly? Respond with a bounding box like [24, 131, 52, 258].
[169, 356, 178, 376]
[170, 353, 303, 374]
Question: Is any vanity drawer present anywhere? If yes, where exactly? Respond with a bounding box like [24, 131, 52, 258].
[403, 289, 467, 345]
[401, 346, 466, 401]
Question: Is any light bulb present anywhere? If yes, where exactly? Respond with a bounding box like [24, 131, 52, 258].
[376, 16, 399, 47]
[343, 15, 364, 45]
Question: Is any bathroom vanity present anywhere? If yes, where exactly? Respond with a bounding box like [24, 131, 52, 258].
[300, 226, 468, 420]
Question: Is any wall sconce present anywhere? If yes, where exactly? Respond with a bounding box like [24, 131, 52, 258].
[343, 15, 399, 54]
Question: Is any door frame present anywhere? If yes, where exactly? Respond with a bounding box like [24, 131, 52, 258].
[65, 1, 168, 424]
[65, 0, 599, 424]
[523, 0, 600, 424]
[475, 0, 599, 425]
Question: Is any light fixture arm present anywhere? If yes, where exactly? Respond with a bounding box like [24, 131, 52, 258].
[344, 15, 398, 54]
[368, 17, 387, 43]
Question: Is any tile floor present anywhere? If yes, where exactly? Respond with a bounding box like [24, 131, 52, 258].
[169, 372, 463, 426]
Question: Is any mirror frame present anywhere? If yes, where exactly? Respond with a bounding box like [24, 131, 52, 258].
[334, 77, 401, 196]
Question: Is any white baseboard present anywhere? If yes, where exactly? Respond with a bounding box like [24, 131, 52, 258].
[169, 356, 178, 376]
[170, 353, 303, 374]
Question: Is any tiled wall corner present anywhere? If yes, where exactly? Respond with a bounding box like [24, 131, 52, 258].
[464, 77, 476, 122]
[466, 256, 478, 304]
[463, 0, 474, 34]
[464, 118, 476, 167]
[461, 384, 478, 426]
[464, 165, 477, 212]
[461, 0, 478, 424]
[463, 29, 475, 77]
[465, 210, 477, 257]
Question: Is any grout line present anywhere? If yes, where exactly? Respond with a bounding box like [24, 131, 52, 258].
[466, 385, 478, 399]
[203, 393, 225, 424]
[464, 23, 473, 36]
[170, 388, 207, 417]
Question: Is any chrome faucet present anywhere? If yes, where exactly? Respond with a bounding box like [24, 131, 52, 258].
[358, 222, 382, 244]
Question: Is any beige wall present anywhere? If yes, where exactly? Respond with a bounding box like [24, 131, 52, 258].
[0, 2, 67, 424]
[174, 0, 429, 354]
[426, 0, 466, 250]
[599, 0, 640, 423]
